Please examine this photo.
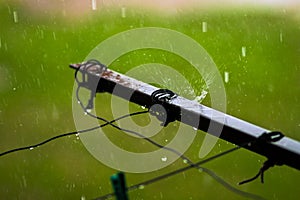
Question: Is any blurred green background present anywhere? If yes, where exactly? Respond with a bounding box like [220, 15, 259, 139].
[0, 0, 300, 199]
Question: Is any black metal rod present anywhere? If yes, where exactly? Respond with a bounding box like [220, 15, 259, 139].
[70, 63, 300, 170]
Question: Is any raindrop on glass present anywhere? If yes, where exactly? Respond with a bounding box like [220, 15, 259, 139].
[224, 71, 229, 83]
[241, 46, 246, 57]
[13, 11, 18, 23]
[202, 21, 207, 33]
[161, 156, 167, 162]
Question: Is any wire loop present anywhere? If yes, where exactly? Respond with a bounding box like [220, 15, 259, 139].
[149, 89, 179, 126]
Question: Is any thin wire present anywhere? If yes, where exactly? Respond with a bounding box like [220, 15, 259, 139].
[0, 111, 148, 157]
[94, 146, 265, 200]
[75, 61, 264, 200]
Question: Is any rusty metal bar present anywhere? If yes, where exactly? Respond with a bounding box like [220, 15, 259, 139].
[70, 63, 300, 170]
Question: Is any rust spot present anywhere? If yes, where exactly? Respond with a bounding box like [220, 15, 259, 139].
[102, 70, 113, 78]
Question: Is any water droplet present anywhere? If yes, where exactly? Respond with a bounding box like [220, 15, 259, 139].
[279, 32, 283, 43]
[77, 101, 81, 104]
[84, 112, 88, 115]
[91, 0, 97, 10]
[202, 21, 207, 32]
[161, 156, 167, 162]
[19, 123, 23, 127]
[141, 105, 146, 109]
[86, 109, 92, 113]
[81, 196, 86, 200]
[13, 11, 18, 23]
[29, 147, 34, 150]
[194, 90, 208, 103]
[121, 7, 126, 18]
[13, 87, 16, 91]
[138, 185, 145, 190]
[192, 127, 197, 131]
[183, 159, 188, 164]
[241, 46, 246, 57]
[224, 71, 229, 83]
[165, 139, 168, 142]
[198, 168, 203, 173]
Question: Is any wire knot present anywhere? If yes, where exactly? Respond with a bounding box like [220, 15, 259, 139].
[150, 89, 179, 127]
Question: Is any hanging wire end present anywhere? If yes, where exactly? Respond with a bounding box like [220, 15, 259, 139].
[238, 131, 285, 185]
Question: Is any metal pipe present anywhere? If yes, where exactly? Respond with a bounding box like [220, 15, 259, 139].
[70, 63, 300, 170]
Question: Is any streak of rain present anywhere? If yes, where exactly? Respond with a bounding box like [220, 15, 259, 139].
[13, 11, 18, 23]
[91, 0, 97, 10]
[241, 46, 246, 57]
[53, 32, 57, 40]
[224, 71, 229, 83]
[121, 7, 126, 18]
[202, 21, 207, 32]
